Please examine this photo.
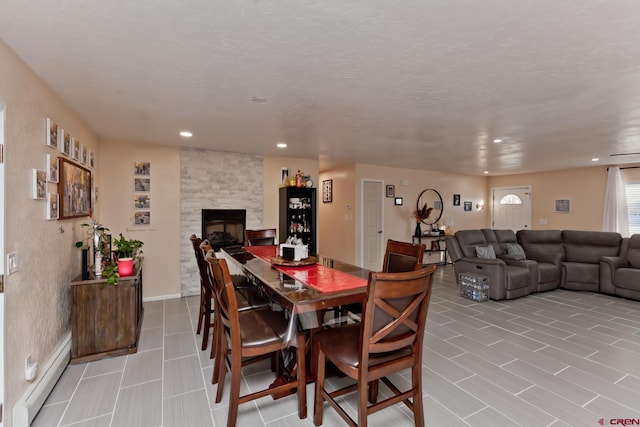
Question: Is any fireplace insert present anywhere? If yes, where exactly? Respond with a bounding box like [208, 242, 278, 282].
[201, 209, 246, 250]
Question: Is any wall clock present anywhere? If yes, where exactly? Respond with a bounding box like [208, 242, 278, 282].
[322, 179, 333, 203]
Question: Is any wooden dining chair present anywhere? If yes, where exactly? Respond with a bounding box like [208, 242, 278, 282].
[383, 239, 426, 272]
[207, 256, 307, 427]
[245, 228, 277, 246]
[190, 234, 215, 351]
[339, 239, 426, 323]
[313, 265, 436, 427]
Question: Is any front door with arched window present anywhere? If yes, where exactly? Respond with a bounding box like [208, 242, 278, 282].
[491, 186, 532, 231]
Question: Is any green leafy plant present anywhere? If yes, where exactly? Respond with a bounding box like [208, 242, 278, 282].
[75, 222, 109, 251]
[100, 262, 120, 287]
[112, 233, 144, 259]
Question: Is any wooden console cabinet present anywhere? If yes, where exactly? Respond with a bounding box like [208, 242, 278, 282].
[70, 263, 144, 363]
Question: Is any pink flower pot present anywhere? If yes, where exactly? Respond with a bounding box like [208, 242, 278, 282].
[118, 257, 134, 277]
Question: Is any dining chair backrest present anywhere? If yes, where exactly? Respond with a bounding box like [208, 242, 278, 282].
[207, 256, 239, 351]
[361, 265, 435, 361]
[245, 228, 277, 246]
[189, 234, 208, 279]
[382, 239, 426, 273]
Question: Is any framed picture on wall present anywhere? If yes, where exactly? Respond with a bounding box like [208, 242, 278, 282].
[32, 169, 46, 200]
[47, 153, 59, 183]
[58, 157, 91, 219]
[135, 162, 151, 176]
[46, 118, 59, 149]
[60, 129, 71, 156]
[386, 185, 395, 198]
[463, 201, 472, 212]
[453, 194, 460, 206]
[47, 193, 59, 220]
[134, 178, 151, 192]
[554, 198, 571, 213]
[322, 179, 333, 203]
[134, 211, 151, 225]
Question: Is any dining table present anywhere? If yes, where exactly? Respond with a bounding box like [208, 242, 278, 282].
[221, 245, 370, 347]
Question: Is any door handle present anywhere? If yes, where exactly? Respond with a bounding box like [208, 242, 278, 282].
[378, 230, 383, 234]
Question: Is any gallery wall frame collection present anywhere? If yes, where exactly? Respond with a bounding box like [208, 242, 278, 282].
[133, 161, 151, 225]
[40, 117, 94, 220]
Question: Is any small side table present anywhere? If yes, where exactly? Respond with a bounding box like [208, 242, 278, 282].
[412, 234, 449, 265]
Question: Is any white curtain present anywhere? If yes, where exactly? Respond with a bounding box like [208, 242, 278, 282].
[603, 166, 629, 236]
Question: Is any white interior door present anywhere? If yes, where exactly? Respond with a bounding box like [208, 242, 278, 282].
[492, 186, 532, 231]
[361, 180, 383, 271]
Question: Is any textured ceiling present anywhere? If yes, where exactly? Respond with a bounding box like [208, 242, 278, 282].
[1, 0, 640, 175]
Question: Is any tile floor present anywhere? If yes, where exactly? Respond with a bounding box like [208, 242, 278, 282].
[33, 265, 640, 426]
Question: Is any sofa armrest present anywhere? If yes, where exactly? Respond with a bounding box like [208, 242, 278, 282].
[600, 256, 628, 295]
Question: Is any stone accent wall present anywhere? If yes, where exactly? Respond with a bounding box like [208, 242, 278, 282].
[180, 148, 263, 296]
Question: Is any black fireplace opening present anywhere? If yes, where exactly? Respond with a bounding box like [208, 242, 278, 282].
[201, 209, 246, 250]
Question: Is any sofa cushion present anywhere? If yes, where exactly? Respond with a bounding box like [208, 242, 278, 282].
[615, 268, 640, 291]
[506, 243, 526, 260]
[476, 245, 496, 259]
[562, 230, 621, 264]
[517, 230, 564, 265]
[480, 229, 504, 256]
[455, 230, 489, 258]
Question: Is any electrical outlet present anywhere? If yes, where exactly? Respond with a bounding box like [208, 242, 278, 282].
[7, 251, 18, 274]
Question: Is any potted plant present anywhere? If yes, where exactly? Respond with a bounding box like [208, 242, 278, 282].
[112, 233, 144, 277]
[75, 220, 110, 278]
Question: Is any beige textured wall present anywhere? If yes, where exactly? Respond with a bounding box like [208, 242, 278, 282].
[262, 157, 319, 235]
[98, 140, 181, 299]
[0, 39, 99, 425]
[318, 165, 357, 263]
[488, 166, 609, 231]
[354, 164, 489, 266]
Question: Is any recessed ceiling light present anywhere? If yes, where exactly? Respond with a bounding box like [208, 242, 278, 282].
[483, 171, 489, 174]
[591, 158, 599, 162]
[493, 139, 502, 143]
[250, 96, 267, 104]
[180, 131, 192, 138]
[277, 142, 287, 148]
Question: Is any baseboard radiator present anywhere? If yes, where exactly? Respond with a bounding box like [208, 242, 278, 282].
[13, 333, 71, 427]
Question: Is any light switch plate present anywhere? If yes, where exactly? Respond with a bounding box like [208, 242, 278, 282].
[7, 251, 18, 274]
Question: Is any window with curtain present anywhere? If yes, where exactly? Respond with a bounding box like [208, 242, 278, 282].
[626, 183, 640, 234]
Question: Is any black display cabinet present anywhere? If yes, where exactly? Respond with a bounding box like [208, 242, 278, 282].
[279, 186, 317, 255]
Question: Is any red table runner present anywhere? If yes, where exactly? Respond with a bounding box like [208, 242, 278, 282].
[244, 246, 367, 293]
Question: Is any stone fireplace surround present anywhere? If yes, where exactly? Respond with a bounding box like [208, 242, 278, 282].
[180, 148, 263, 296]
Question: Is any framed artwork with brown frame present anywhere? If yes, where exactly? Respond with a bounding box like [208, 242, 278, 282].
[57, 157, 91, 219]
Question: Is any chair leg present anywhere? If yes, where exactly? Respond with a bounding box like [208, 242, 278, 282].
[367, 379, 379, 404]
[296, 333, 307, 419]
[214, 340, 227, 401]
[226, 352, 243, 427]
[196, 290, 204, 334]
[313, 348, 326, 426]
[201, 298, 211, 350]
[357, 377, 368, 427]
[412, 365, 425, 427]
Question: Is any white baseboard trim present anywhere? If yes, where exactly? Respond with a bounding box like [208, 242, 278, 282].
[13, 333, 71, 427]
[142, 293, 182, 302]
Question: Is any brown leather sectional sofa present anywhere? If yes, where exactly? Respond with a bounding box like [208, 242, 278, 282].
[445, 229, 639, 301]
